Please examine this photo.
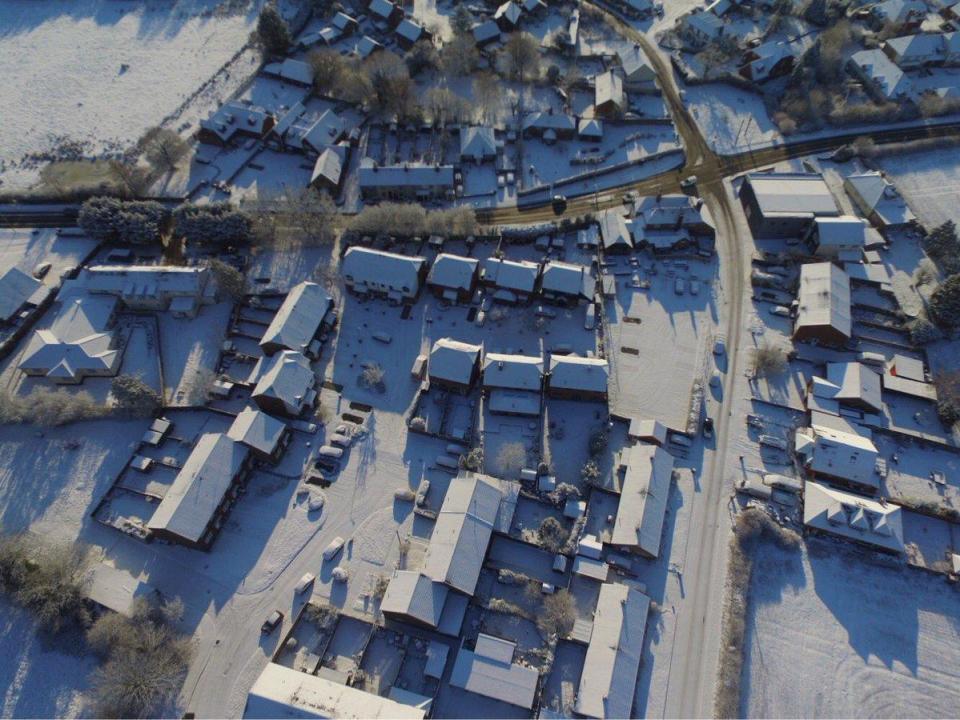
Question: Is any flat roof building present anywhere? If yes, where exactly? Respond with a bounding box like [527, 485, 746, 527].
[793, 263, 851, 346]
[740, 173, 839, 238]
[260, 281, 334, 358]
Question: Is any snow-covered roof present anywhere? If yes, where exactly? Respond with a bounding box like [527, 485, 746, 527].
[483, 352, 544, 391]
[685, 11, 724, 38]
[342, 247, 427, 292]
[541, 261, 595, 299]
[578, 118, 604, 138]
[422, 474, 507, 595]
[450, 634, 538, 709]
[358, 160, 454, 188]
[251, 350, 316, 415]
[521, 0, 546, 12]
[745, 173, 839, 218]
[849, 49, 912, 99]
[870, 0, 927, 23]
[380, 570, 449, 628]
[80, 265, 210, 301]
[332, 11, 358, 30]
[575, 582, 650, 719]
[201, 101, 274, 143]
[795, 262, 851, 341]
[427, 253, 479, 291]
[481, 257, 540, 293]
[813, 216, 868, 252]
[459, 126, 497, 160]
[245, 662, 426, 719]
[311, 145, 346, 187]
[473, 20, 501, 43]
[548, 354, 609, 394]
[429, 338, 482, 387]
[803, 481, 904, 553]
[822, 362, 883, 413]
[260, 281, 333, 354]
[227, 408, 287, 457]
[0, 266, 45, 322]
[396, 18, 424, 43]
[493, 0, 523, 26]
[595, 69, 624, 108]
[287, 109, 347, 152]
[796, 423, 879, 489]
[263, 57, 314, 85]
[148, 433, 249, 544]
[369, 0, 398, 20]
[619, 45, 655, 83]
[599, 209, 634, 251]
[354, 35, 383, 58]
[884, 33, 947, 63]
[844, 171, 916, 227]
[611, 443, 673, 556]
[521, 111, 576, 132]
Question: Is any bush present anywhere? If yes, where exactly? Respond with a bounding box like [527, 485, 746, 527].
[752, 342, 787, 378]
[0, 388, 107, 426]
[206, 258, 246, 301]
[929, 273, 960, 330]
[580, 460, 600, 483]
[924, 221, 960, 275]
[348, 203, 476, 239]
[79, 197, 169, 244]
[360, 363, 385, 391]
[908, 316, 942, 346]
[537, 517, 568, 553]
[537, 589, 576, 638]
[935, 370, 960, 428]
[111, 374, 162, 418]
[588, 429, 608, 457]
[461, 447, 483, 472]
[257, 4, 291, 55]
[173, 203, 251, 246]
[495, 442, 527, 478]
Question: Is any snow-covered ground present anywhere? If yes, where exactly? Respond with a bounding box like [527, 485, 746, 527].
[880, 149, 960, 230]
[743, 539, 960, 718]
[0, 0, 261, 190]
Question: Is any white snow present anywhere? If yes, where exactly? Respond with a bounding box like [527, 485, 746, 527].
[880, 149, 960, 229]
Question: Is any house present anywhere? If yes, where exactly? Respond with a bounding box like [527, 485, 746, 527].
[520, 112, 577, 141]
[381, 570, 451, 629]
[795, 422, 879, 492]
[883, 33, 947, 69]
[522, 0, 547, 14]
[847, 49, 913, 102]
[540, 261, 595, 305]
[249, 350, 318, 417]
[396, 18, 429, 49]
[473, 20, 501, 45]
[358, 160, 455, 201]
[78, 265, 215, 317]
[332, 11, 359, 35]
[353, 35, 384, 59]
[429, 338, 483, 393]
[627, 418, 668, 446]
[427, 254, 479, 303]
[227, 408, 290, 463]
[244, 663, 426, 719]
[284, 109, 348, 155]
[594, 70, 625, 117]
[574, 583, 651, 719]
[793, 262, 851, 346]
[148, 433, 251, 550]
[947, 1, 960, 20]
[802, 481, 904, 554]
[450, 633, 539, 709]
[619, 45, 657, 88]
[805, 216, 870, 261]
[459, 126, 497, 163]
[739, 40, 800, 82]
[309, 144, 348, 194]
[483, 353, 544, 415]
[683, 11, 724, 46]
[883, 353, 938, 402]
[868, 0, 927, 32]
[262, 57, 313, 86]
[0, 267, 48, 324]
[739, 172, 839, 239]
[843, 171, 916, 230]
[578, 118, 604, 140]
[547, 354, 609, 400]
[808, 362, 883, 414]
[198, 101, 275, 146]
[493, 0, 523, 30]
[599, 209, 634, 254]
[480, 257, 541, 302]
[19, 293, 120, 384]
[342, 246, 428, 302]
[259, 281, 334, 358]
[610, 444, 673, 557]
[368, 0, 403, 25]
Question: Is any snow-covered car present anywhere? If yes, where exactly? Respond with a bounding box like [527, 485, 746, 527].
[713, 335, 727, 356]
[261, 610, 283, 634]
[323, 537, 345, 561]
[770, 305, 791, 317]
[295, 573, 315, 594]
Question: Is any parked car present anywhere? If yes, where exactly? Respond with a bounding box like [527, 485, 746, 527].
[713, 335, 727, 356]
[32, 262, 51, 279]
[261, 610, 283, 634]
[323, 537, 345, 561]
[584, 304, 596, 330]
[552, 194, 567, 214]
[709, 369, 722, 388]
[295, 573, 316, 595]
[703, 417, 714, 439]
[769, 305, 791, 317]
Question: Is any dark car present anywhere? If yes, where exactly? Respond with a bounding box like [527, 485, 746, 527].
[552, 194, 567, 214]
[261, 610, 283, 634]
[703, 417, 714, 439]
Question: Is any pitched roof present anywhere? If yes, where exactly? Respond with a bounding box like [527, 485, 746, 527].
[311, 145, 346, 187]
[481, 257, 540, 293]
[251, 351, 316, 414]
[396, 18, 424, 42]
[0, 267, 46, 322]
[460, 126, 497, 160]
[427, 253, 479, 292]
[429, 338, 482, 386]
[549, 354, 609, 394]
[541, 261, 595, 298]
[796, 423, 878, 488]
[599, 209, 633, 250]
[795, 262, 851, 340]
[850, 49, 912, 99]
[341, 247, 426, 292]
[358, 160, 455, 188]
[227, 408, 287, 456]
[595, 69, 624, 107]
[380, 571, 449, 627]
[844, 171, 916, 227]
[482, 352, 544, 391]
[450, 634, 538, 709]
[148, 433, 248, 543]
[493, 0, 523, 25]
[611, 444, 673, 556]
[803, 481, 904, 553]
[260, 281, 333, 354]
[745, 173, 839, 217]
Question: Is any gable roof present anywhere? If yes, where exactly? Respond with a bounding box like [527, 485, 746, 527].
[427, 253, 479, 292]
[228, 408, 287, 456]
[611, 444, 673, 556]
[541, 261, 595, 298]
[482, 353, 544, 391]
[460, 126, 497, 160]
[429, 338, 482, 386]
[481, 257, 540, 293]
[549, 354, 609, 394]
[251, 351, 315, 414]
[803, 481, 904, 553]
[260, 281, 333, 354]
[850, 49, 912, 99]
[450, 634, 538, 709]
[0, 266, 45, 322]
[380, 570, 449, 627]
[795, 262, 851, 340]
[311, 145, 346, 187]
[342, 247, 427, 291]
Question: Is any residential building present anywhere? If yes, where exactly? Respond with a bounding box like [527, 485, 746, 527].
[868, 0, 927, 32]
[520, 112, 577, 141]
[683, 11, 724, 46]
[473, 20, 501, 45]
[619, 45, 657, 88]
[353, 35, 384, 59]
[808, 362, 883, 414]
[547, 355, 609, 401]
[309, 145, 348, 194]
[368, 0, 403, 25]
[250, 350, 318, 417]
[578, 118, 604, 140]
[599, 209, 634, 254]
[805, 216, 870, 261]
[482, 352, 544, 415]
[843, 171, 916, 230]
[594, 70, 625, 117]
[227, 408, 290, 463]
[795, 422, 879, 492]
[426, 253, 479, 303]
[883, 33, 948, 68]
[429, 338, 483, 393]
[802, 481, 904, 554]
[198, 101, 275, 145]
[883, 353, 938, 402]
[381, 570, 451, 629]
[341, 246, 428, 302]
[148, 433, 251, 550]
[396, 18, 430, 49]
[793, 262, 851, 346]
[847, 49, 913, 102]
[540, 261, 595, 305]
[244, 663, 425, 719]
[610, 444, 673, 557]
[78, 265, 215, 317]
[494, 0, 523, 30]
[358, 160, 455, 201]
[450, 634, 539, 709]
[480, 257, 541, 302]
[575, 582, 651, 719]
[0, 267, 48, 324]
[283, 109, 348, 154]
[739, 40, 800, 82]
[261, 57, 313, 86]
[459, 126, 497, 163]
[740, 173, 839, 238]
[259, 281, 334, 358]
[627, 418, 668, 446]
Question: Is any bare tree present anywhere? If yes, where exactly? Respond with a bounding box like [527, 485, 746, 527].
[309, 48, 349, 96]
[473, 72, 502, 124]
[499, 32, 540, 81]
[361, 363, 385, 391]
[422, 87, 469, 126]
[108, 160, 151, 197]
[537, 589, 576, 638]
[495, 441, 527, 478]
[440, 35, 479, 77]
[752, 342, 787, 378]
[138, 127, 189, 173]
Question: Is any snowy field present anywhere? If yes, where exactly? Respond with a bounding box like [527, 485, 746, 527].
[880, 150, 960, 230]
[743, 539, 960, 718]
[0, 0, 261, 190]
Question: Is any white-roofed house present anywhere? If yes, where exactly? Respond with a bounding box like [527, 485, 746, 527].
[804, 215, 870, 262]
[883, 33, 948, 69]
[599, 210, 634, 254]
[250, 350, 318, 417]
[802, 481, 904, 554]
[341, 246, 428, 303]
[594, 70, 625, 117]
[309, 145, 348, 195]
[793, 262, 851, 346]
[473, 19, 501, 46]
[574, 582, 650, 719]
[494, 0, 523, 30]
[429, 338, 483, 393]
[262, 57, 314, 86]
[367, 0, 403, 25]
[227, 407, 290, 463]
[847, 49, 913, 102]
[198, 101, 276, 146]
[0, 267, 49, 325]
[609, 444, 674, 557]
[380, 570, 450, 629]
[483, 352, 544, 415]
[820, 361, 883, 414]
[396, 18, 430, 49]
[459, 126, 497, 163]
[619, 45, 657, 88]
[450, 633, 539, 709]
[540, 261, 596, 306]
[683, 11, 724, 46]
[547, 354, 609, 401]
[843, 171, 916, 231]
[147, 433, 251, 549]
[358, 160, 455, 201]
[740, 172, 839, 239]
[426, 253, 479, 303]
[244, 662, 426, 719]
[795, 422, 879, 492]
[259, 281, 334, 358]
[79, 264, 214, 317]
[480, 257, 541, 303]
